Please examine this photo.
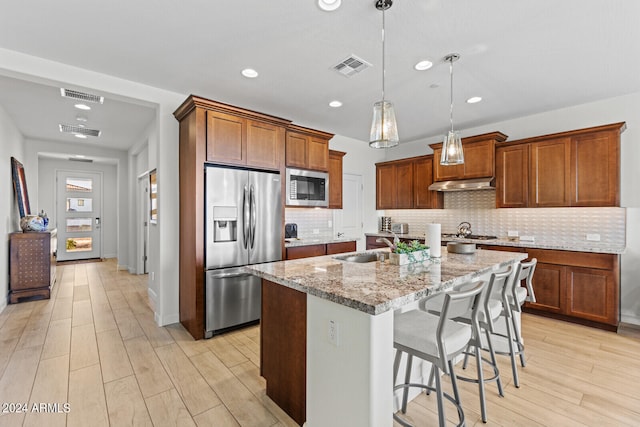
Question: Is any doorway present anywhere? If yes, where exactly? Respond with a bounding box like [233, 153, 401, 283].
[56, 170, 103, 261]
[137, 173, 149, 274]
[334, 173, 363, 250]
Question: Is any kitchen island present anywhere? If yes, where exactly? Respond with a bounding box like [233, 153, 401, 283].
[246, 248, 527, 426]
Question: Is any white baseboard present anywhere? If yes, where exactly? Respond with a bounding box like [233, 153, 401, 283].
[156, 311, 179, 327]
[0, 299, 7, 315]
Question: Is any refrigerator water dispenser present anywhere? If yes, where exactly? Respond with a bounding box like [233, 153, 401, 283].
[212, 206, 237, 242]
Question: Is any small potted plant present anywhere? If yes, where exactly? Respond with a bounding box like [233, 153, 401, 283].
[389, 240, 430, 265]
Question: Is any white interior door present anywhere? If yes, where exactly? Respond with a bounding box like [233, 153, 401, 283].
[334, 173, 364, 250]
[56, 170, 102, 261]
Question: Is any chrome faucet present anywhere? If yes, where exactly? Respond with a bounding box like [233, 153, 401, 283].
[376, 232, 399, 249]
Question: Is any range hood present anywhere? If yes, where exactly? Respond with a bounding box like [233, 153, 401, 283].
[428, 177, 495, 192]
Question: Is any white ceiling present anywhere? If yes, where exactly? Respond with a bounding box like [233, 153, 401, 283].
[1, 0, 639, 150]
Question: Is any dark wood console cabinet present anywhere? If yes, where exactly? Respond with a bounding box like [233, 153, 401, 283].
[9, 229, 57, 303]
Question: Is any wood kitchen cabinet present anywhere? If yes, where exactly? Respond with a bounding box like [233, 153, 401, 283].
[261, 279, 306, 425]
[496, 143, 529, 208]
[285, 125, 332, 172]
[375, 155, 442, 210]
[286, 241, 356, 260]
[206, 110, 286, 170]
[496, 122, 625, 208]
[174, 95, 293, 339]
[530, 137, 572, 207]
[9, 230, 57, 303]
[483, 244, 619, 329]
[328, 150, 345, 209]
[430, 132, 508, 182]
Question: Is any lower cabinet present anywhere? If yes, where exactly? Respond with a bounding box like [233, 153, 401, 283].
[261, 279, 306, 425]
[480, 245, 620, 329]
[285, 241, 356, 260]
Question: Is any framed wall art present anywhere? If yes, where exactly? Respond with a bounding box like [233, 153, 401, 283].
[11, 157, 31, 218]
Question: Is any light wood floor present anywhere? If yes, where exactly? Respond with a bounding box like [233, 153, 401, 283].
[0, 259, 639, 426]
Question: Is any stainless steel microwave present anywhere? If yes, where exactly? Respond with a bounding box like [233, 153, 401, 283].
[285, 168, 329, 207]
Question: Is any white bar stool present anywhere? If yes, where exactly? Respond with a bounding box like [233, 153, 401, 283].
[393, 281, 486, 427]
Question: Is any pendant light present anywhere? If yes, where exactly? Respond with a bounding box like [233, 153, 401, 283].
[441, 53, 464, 165]
[369, 0, 399, 148]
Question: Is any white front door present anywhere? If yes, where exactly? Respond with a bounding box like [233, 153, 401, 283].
[334, 173, 364, 249]
[56, 170, 102, 261]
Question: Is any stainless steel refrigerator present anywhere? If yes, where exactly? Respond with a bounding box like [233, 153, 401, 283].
[204, 165, 282, 337]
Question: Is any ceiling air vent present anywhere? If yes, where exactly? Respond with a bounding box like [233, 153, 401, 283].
[69, 157, 93, 163]
[60, 88, 104, 104]
[332, 54, 372, 77]
[59, 124, 101, 137]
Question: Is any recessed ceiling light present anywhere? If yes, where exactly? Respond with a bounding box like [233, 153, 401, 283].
[466, 96, 483, 104]
[74, 134, 88, 139]
[241, 68, 259, 78]
[414, 60, 433, 71]
[76, 115, 88, 122]
[74, 155, 86, 158]
[329, 100, 343, 108]
[318, 0, 341, 11]
[74, 103, 91, 110]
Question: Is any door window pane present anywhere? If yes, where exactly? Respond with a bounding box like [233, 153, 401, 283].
[66, 218, 92, 233]
[66, 237, 92, 252]
[66, 198, 92, 212]
[66, 178, 92, 192]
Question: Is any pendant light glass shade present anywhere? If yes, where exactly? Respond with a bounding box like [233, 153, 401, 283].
[369, 100, 399, 148]
[369, 0, 399, 149]
[441, 53, 464, 165]
[441, 130, 464, 164]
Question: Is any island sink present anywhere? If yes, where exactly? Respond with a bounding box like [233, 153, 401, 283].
[333, 252, 379, 263]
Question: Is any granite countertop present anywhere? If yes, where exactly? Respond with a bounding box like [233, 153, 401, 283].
[285, 237, 358, 248]
[365, 232, 625, 255]
[246, 248, 526, 316]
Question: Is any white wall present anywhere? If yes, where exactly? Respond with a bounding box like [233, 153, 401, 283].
[381, 91, 640, 325]
[37, 157, 118, 258]
[0, 104, 25, 313]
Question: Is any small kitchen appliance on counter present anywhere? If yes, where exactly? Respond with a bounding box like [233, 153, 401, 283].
[285, 223, 298, 239]
[380, 216, 392, 232]
[391, 223, 409, 234]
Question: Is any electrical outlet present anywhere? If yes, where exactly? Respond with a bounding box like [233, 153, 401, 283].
[520, 235, 535, 242]
[328, 220, 333, 228]
[313, 229, 320, 234]
[507, 230, 519, 237]
[150, 272, 155, 281]
[328, 319, 339, 347]
[586, 233, 601, 242]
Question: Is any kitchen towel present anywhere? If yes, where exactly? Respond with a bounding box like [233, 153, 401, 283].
[426, 223, 441, 258]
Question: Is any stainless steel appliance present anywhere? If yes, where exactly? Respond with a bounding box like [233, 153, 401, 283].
[205, 166, 282, 337]
[285, 223, 298, 238]
[391, 223, 409, 234]
[285, 168, 329, 207]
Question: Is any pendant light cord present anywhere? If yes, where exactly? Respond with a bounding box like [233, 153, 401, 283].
[381, 7, 386, 102]
[449, 57, 454, 133]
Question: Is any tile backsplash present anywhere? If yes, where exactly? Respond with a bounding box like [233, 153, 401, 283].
[385, 190, 626, 249]
[285, 209, 334, 240]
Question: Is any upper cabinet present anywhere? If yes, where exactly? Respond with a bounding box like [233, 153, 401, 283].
[430, 132, 508, 182]
[205, 109, 288, 170]
[376, 155, 443, 210]
[285, 125, 332, 172]
[328, 150, 346, 209]
[496, 122, 625, 208]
